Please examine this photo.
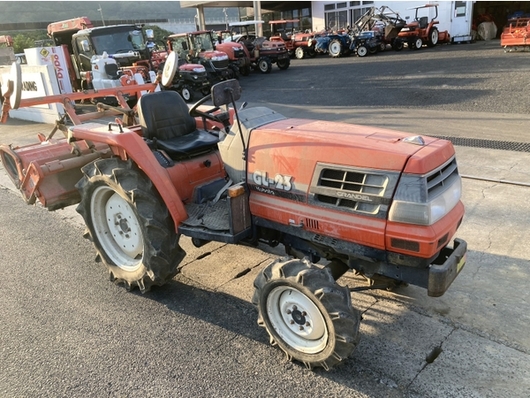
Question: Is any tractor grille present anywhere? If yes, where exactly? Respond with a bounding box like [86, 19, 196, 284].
[211, 59, 229, 70]
[426, 157, 459, 199]
[310, 164, 397, 217]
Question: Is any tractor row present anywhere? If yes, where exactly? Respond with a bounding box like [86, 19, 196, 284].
[44, 17, 292, 105]
[310, 5, 450, 58]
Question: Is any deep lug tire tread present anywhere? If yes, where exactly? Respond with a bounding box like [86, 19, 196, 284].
[253, 257, 360, 370]
[76, 158, 185, 292]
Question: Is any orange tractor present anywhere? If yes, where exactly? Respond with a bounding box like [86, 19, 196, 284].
[397, 4, 451, 49]
[268, 19, 315, 59]
[0, 61, 466, 370]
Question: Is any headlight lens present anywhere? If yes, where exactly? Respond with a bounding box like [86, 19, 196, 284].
[211, 55, 229, 61]
[388, 174, 461, 226]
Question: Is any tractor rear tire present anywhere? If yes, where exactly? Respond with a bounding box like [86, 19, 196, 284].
[258, 57, 272, 74]
[277, 58, 290, 70]
[76, 158, 185, 292]
[427, 27, 439, 47]
[328, 39, 342, 57]
[295, 47, 305, 59]
[253, 257, 360, 370]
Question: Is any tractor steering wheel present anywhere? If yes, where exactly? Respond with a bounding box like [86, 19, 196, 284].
[189, 94, 223, 123]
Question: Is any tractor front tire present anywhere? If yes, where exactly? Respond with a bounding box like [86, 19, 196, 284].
[253, 258, 360, 370]
[392, 38, 404, 51]
[76, 158, 185, 292]
[412, 37, 423, 50]
[295, 47, 305, 59]
[240, 65, 251, 76]
[180, 85, 194, 102]
[328, 39, 343, 57]
[357, 45, 368, 57]
[258, 57, 272, 74]
[277, 58, 290, 70]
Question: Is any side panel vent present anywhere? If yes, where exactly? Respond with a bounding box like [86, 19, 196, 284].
[305, 218, 319, 230]
[426, 157, 459, 199]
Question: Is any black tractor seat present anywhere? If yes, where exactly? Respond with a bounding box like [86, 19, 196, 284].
[137, 90, 219, 159]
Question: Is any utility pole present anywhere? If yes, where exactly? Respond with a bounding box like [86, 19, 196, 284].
[97, 4, 105, 26]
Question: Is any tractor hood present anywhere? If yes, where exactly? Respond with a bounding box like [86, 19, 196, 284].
[200, 50, 229, 62]
[251, 117, 448, 172]
[179, 63, 206, 73]
[215, 42, 246, 59]
[218, 107, 456, 187]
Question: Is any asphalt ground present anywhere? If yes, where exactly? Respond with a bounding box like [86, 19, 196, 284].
[1, 39, 530, 397]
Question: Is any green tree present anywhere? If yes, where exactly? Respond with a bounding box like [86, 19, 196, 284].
[12, 31, 49, 53]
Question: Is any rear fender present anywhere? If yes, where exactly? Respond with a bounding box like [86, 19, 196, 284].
[68, 123, 189, 226]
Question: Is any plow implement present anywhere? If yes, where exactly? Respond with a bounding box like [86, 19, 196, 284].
[501, 18, 530, 51]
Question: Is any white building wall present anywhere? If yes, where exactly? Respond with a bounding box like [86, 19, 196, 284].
[311, 2, 326, 32]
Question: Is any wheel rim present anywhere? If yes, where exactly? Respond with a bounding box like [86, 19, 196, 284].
[358, 46, 367, 57]
[91, 186, 144, 271]
[259, 60, 268, 72]
[181, 88, 191, 101]
[329, 42, 341, 55]
[431, 30, 439, 45]
[267, 285, 328, 354]
[295, 47, 304, 59]
[415, 38, 423, 48]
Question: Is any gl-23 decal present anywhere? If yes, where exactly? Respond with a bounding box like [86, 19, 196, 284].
[252, 170, 293, 191]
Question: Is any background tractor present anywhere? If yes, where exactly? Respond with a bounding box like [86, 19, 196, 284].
[397, 4, 451, 50]
[0, 63, 466, 370]
[166, 31, 235, 82]
[268, 19, 315, 59]
[227, 21, 290, 73]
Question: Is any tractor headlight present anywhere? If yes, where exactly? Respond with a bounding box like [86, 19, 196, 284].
[211, 55, 229, 61]
[388, 173, 461, 226]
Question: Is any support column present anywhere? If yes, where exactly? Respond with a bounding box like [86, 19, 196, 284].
[253, 1, 263, 37]
[196, 5, 206, 30]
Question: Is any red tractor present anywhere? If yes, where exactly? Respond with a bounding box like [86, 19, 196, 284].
[1, 63, 466, 370]
[227, 21, 291, 73]
[397, 4, 450, 49]
[0, 35, 14, 47]
[166, 31, 246, 82]
[268, 19, 315, 59]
